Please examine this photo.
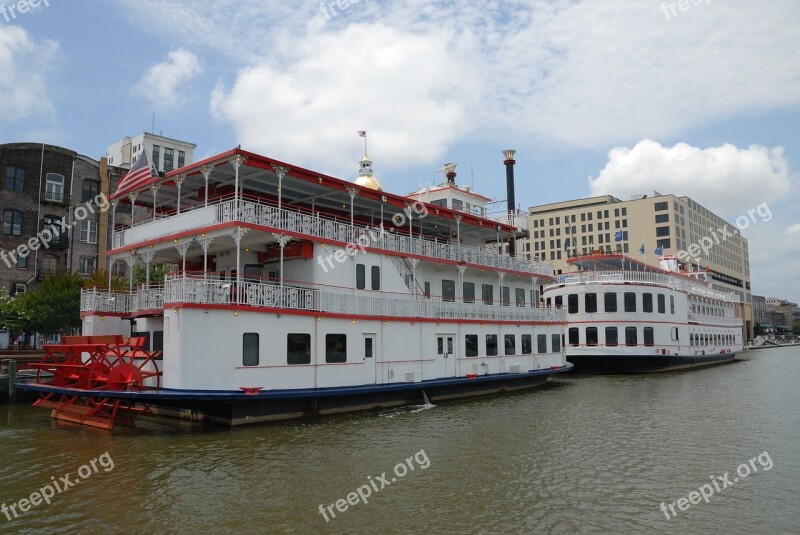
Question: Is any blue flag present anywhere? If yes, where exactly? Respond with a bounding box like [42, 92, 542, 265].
[639, 242, 645, 254]
[614, 230, 623, 242]
[654, 246, 663, 256]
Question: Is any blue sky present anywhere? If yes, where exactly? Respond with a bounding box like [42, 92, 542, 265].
[2, 0, 799, 302]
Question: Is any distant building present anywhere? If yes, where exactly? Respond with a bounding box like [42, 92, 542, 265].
[525, 193, 753, 339]
[106, 132, 196, 174]
[753, 295, 769, 329]
[765, 298, 799, 332]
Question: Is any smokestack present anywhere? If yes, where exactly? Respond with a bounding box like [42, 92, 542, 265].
[503, 149, 516, 255]
[444, 162, 457, 186]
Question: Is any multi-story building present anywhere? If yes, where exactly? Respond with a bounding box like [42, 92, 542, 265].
[766, 298, 799, 333]
[753, 295, 769, 330]
[524, 193, 753, 339]
[106, 132, 196, 174]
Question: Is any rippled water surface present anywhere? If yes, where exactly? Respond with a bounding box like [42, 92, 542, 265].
[2, 347, 799, 534]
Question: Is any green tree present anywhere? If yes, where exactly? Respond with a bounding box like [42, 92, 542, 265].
[134, 263, 173, 285]
[794, 321, 800, 336]
[753, 322, 765, 336]
[0, 293, 35, 337]
[83, 269, 128, 292]
[25, 272, 84, 336]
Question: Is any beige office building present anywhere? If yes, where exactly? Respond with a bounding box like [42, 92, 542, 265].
[523, 193, 753, 339]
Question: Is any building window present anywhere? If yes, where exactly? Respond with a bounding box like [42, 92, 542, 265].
[356, 263, 366, 289]
[604, 292, 617, 312]
[657, 239, 671, 249]
[522, 334, 532, 354]
[463, 282, 475, 304]
[178, 150, 186, 168]
[16, 255, 27, 269]
[442, 279, 456, 302]
[163, 148, 174, 171]
[482, 284, 493, 305]
[644, 327, 655, 347]
[643, 293, 653, 313]
[605, 327, 618, 346]
[80, 220, 98, 244]
[537, 334, 547, 353]
[655, 214, 669, 224]
[2, 210, 22, 235]
[515, 288, 525, 307]
[325, 334, 347, 363]
[4, 166, 25, 191]
[504, 334, 515, 355]
[552, 334, 561, 353]
[658, 294, 666, 313]
[656, 226, 670, 237]
[152, 145, 161, 168]
[371, 266, 380, 290]
[568, 327, 579, 346]
[654, 201, 668, 211]
[79, 257, 97, 275]
[568, 294, 578, 313]
[625, 327, 638, 346]
[586, 327, 598, 346]
[585, 293, 597, 313]
[486, 334, 498, 356]
[82, 180, 99, 203]
[242, 333, 259, 366]
[45, 173, 65, 202]
[624, 292, 636, 312]
[287, 333, 311, 364]
[465, 334, 479, 357]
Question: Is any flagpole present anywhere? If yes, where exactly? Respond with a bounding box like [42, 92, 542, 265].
[364, 132, 368, 156]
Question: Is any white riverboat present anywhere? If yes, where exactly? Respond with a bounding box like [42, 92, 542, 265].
[543, 254, 744, 373]
[22, 148, 570, 426]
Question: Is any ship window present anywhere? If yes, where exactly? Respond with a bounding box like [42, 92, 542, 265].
[465, 335, 479, 357]
[356, 264, 366, 289]
[522, 335, 532, 354]
[502, 286, 510, 306]
[505, 334, 516, 355]
[554, 295, 563, 308]
[452, 199, 463, 211]
[644, 327, 654, 346]
[365, 337, 373, 359]
[463, 282, 475, 304]
[486, 334, 498, 356]
[624, 292, 636, 312]
[567, 294, 578, 313]
[643, 293, 653, 313]
[515, 288, 525, 307]
[551, 334, 561, 353]
[625, 327, 637, 346]
[325, 334, 347, 363]
[604, 292, 617, 312]
[371, 266, 380, 290]
[424, 281, 431, 299]
[585, 293, 597, 313]
[670, 295, 675, 314]
[537, 334, 547, 353]
[586, 327, 598, 346]
[152, 331, 164, 353]
[658, 294, 666, 313]
[482, 284, 493, 305]
[442, 279, 456, 302]
[242, 333, 259, 366]
[605, 327, 618, 346]
[568, 328, 579, 346]
[672, 327, 679, 340]
[287, 333, 311, 365]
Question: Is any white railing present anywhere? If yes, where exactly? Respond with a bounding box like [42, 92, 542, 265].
[114, 197, 553, 277]
[549, 271, 741, 303]
[81, 279, 566, 324]
[688, 313, 743, 326]
[490, 209, 529, 231]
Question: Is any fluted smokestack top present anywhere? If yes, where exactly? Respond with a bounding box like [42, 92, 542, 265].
[503, 149, 516, 163]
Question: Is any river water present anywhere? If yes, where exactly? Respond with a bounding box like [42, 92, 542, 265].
[1, 347, 798, 534]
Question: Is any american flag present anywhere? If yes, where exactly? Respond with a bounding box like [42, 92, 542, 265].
[357, 130, 366, 137]
[116, 150, 154, 196]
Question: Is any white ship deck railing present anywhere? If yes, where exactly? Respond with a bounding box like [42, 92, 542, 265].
[113, 197, 552, 277]
[81, 279, 566, 323]
[548, 271, 741, 303]
[687, 313, 743, 326]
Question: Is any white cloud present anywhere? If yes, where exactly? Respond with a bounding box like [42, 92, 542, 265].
[210, 24, 479, 174]
[0, 25, 57, 124]
[134, 48, 202, 109]
[587, 140, 791, 215]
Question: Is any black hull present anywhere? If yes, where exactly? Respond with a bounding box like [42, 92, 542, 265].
[17, 365, 571, 426]
[567, 353, 736, 374]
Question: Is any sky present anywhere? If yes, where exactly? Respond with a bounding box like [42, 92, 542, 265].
[1, 0, 798, 302]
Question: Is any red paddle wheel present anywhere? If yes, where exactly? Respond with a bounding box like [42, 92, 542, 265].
[30, 335, 162, 430]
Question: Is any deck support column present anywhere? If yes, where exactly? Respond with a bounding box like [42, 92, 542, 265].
[273, 166, 288, 224]
[201, 165, 214, 207]
[151, 184, 159, 221]
[233, 228, 249, 306]
[454, 215, 462, 259]
[130, 192, 138, 228]
[141, 250, 155, 288]
[346, 186, 358, 229]
[273, 233, 290, 306]
[176, 240, 191, 276]
[409, 258, 420, 300]
[124, 253, 138, 292]
[231, 155, 244, 219]
[199, 236, 213, 279]
[175, 174, 186, 215]
[108, 202, 117, 295]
